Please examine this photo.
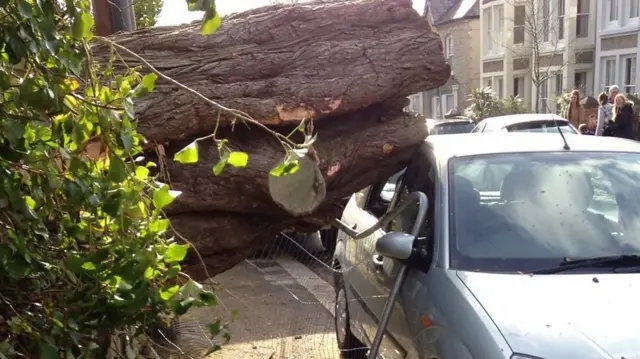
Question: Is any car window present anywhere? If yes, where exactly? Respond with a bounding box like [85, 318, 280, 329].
[506, 121, 577, 134]
[448, 152, 640, 273]
[454, 159, 514, 193]
[430, 122, 475, 135]
[389, 150, 436, 237]
[366, 169, 406, 218]
[470, 121, 485, 133]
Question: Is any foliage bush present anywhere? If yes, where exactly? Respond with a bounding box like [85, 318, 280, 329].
[464, 87, 529, 123]
[0, 0, 230, 357]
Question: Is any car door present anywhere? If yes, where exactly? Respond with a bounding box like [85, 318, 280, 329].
[366, 147, 437, 359]
[338, 170, 406, 352]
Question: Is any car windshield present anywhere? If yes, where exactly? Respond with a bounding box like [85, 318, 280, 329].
[450, 152, 640, 273]
[505, 120, 576, 134]
[431, 122, 475, 135]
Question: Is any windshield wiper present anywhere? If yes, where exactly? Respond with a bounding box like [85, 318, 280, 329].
[531, 255, 640, 274]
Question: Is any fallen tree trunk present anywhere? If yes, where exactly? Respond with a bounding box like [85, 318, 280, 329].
[95, 0, 449, 144]
[91, 0, 450, 277]
[156, 104, 426, 216]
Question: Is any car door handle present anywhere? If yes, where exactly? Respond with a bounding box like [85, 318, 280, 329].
[372, 254, 384, 268]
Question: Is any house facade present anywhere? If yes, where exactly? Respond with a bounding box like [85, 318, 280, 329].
[594, 0, 640, 96]
[406, 0, 481, 119]
[480, 0, 596, 114]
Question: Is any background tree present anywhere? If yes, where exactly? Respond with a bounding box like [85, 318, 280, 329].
[503, 0, 574, 112]
[134, 0, 164, 28]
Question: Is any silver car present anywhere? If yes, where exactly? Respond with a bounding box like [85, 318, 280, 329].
[471, 113, 580, 135]
[333, 133, 640, 359]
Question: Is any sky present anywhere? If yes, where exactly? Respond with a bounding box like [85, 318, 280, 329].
[156, 0, 426, 26]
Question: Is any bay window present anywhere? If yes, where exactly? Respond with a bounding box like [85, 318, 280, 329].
[603, 57, 617, 92]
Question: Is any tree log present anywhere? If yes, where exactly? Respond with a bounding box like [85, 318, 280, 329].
[95, 0, 449, 144]
[155, 104, 426, 217]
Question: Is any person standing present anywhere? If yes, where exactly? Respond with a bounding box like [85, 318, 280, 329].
[608, 85, 620, 104]
[603, 94, 635, 140]
[565, 89, 585, 129]
[596, 92, 612, 136]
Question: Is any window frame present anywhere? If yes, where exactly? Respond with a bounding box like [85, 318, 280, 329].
[445, 34, 454, 58]
[538, 79, 549, 113]
[557, 0, 565, 40]
[602, 57, 617, 92]
[621, 55, 637, 94]
[513, 5, 526, 45]
[575, 0, 589, 38]
[607, 0, 620, 26]
[387, 144, 438, 271]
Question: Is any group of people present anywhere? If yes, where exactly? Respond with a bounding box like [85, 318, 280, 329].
[567, 85, 635, 139]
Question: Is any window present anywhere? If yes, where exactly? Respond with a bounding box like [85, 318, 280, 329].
[555, 73, 564, 95]
[367, 169, 406, 218]
[557, 0, 565, 39]
[574, 71, 587, 93]
[576, 0, 589, 38]
[406, 93, 424, 115]
[495, 5, 504, 49]
[449, 152, 640, 273]
[542, 0, 550, 42]
[622, 55, 636, 94]
[496, 77, 504, 98]
[603, 57, 617, 92]
[431, 96, 441, 118]
[538, 79, 548, 112]
[513, 76, 525, 97]
[609, 0, 619, 22]
[514, 6, 526, 44]
[445, 35, 454, 58]
[389, 146, 436, 267]
[442, 94, 455, 115]
[484, 8, 493, 54]
[631, 0, 640, 19]
[483, 77, 493, 90]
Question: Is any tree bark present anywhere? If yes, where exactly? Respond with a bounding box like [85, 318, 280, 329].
[95, 0, 449, 144]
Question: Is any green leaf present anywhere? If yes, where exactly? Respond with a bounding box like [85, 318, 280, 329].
[16, 0, 32, 18]
[160, 285, 179, 301]
[269, 160, 300, 177]
[212, 158, 227, 176]
[227, 151, 248, 168]
[152, 184, 181, 210]
[201, 13, 222, 35]
[173, 141, 199, 164]
[81, 262, 96, 271]
[165, 243, 189, 263]
[39, 342, 58, 359]
[136, 73, 157, 96]
[107, 154, 127, 183]
[72, 11, 94, 40]
[135, 166, 150, 180]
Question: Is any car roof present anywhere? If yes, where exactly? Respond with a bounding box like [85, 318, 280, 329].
[482, 113, 568, 128]
[426, 133, 640, 159]
[427, 118, 473, 125]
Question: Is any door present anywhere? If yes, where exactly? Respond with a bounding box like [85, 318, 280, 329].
[367, 147, 437, 359]
[338, 170, 405, 353]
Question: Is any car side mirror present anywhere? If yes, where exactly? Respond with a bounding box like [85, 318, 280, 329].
[375, 232, 415, 260]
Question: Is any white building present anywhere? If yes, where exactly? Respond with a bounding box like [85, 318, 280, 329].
[594, 0, 640, 96]
[481, 0, 596, 113]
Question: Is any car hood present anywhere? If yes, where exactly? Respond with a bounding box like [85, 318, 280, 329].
[457, 271, 640, 359]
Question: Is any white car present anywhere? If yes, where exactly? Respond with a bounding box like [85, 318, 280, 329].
[471, 113, 580, 135]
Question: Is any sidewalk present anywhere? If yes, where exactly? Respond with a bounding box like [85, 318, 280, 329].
[172, 258, 340, 359]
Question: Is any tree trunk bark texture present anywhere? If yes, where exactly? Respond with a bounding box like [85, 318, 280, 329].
[95, 0, 449, 277]
[96, 0, 449, 144]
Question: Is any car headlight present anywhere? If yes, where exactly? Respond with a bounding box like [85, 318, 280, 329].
[511, 354, 544, 359]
